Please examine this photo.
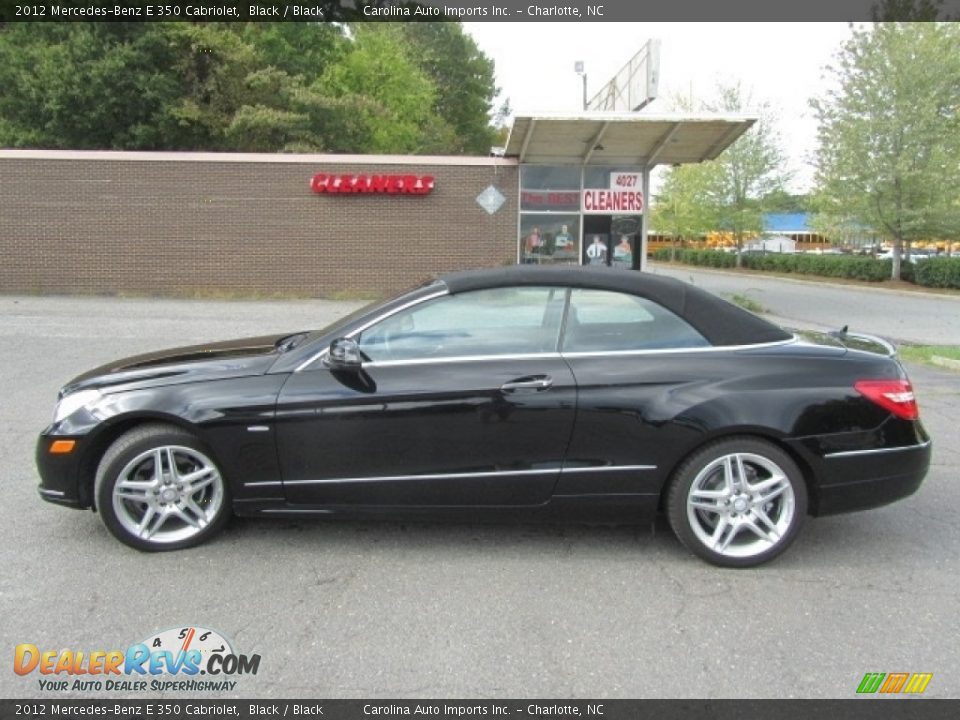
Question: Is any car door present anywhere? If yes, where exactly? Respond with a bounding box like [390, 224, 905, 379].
[275, 286, 576, 507]
[557, 287, 715, 497]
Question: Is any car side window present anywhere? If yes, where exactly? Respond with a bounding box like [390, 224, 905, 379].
[358, 287, 565, 362]
[562, 288, 710, 352]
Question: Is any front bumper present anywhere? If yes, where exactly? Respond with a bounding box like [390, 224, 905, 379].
[36, 432, 88, 509]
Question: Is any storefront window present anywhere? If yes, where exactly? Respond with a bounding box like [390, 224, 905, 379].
[520, 166, 580, 212]
[518, 165, 645, 268]
[520, 215, 580, 265]
[521, 166, 580, 190]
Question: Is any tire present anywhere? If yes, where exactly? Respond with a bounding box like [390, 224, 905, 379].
[665, 436, 808, 568]
[94, 423, 231, 552]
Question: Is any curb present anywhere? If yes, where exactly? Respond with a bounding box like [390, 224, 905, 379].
[930, 355, 960, 371]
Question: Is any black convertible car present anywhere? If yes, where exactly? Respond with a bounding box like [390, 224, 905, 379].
[36, 266, 930, 566]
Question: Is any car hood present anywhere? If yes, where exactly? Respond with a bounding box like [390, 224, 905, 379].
[62, 334, 295, 395]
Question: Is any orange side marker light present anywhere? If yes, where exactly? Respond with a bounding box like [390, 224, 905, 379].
[49, 440, 76, 454]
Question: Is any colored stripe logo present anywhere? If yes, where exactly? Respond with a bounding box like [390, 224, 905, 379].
[857, 672, 933, 694]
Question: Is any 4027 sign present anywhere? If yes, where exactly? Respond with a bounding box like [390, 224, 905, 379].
[610, 173, 642, 188]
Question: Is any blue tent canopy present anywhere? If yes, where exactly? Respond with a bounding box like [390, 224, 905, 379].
[763, 213, 811, 233]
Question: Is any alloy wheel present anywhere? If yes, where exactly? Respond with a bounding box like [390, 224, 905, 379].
[685, 452, 796, 559]
[111, 445, 225, 545]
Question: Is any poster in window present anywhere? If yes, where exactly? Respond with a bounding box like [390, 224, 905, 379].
[584, 234, 610, 265]
[520, 215, 580, 265]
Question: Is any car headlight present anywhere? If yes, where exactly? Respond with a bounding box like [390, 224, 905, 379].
[53, 389, 102, 424]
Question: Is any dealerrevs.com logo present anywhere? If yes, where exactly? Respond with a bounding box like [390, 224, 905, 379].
[14, 626, 261, 693]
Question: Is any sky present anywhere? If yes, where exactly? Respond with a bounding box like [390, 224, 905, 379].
[463, 22, 857, 193]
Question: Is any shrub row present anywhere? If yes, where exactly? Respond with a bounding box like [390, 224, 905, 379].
[913, 257, 960, 289]
[652, 248, 738, 268]
[743, 253, 905, 282]
[650, 249, 960, 285]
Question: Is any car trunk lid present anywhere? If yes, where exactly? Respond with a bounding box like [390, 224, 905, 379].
[793, 328, 896, 357]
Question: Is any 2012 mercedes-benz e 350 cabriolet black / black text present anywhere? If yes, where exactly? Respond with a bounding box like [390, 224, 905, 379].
[36, 266, 931, 566]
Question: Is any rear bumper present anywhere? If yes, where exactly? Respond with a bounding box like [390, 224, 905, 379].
[811, 440, 932, 516]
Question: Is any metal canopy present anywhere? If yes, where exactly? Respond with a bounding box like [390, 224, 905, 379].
[504, 112, 756, 167]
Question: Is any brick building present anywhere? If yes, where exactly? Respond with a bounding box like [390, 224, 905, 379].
[0, 114, 754, 298]
[0, 150, 518, 297]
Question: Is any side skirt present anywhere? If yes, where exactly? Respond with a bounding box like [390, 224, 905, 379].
[232, 493, 660, 524]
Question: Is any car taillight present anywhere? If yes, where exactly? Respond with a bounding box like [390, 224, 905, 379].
[854, 379, 919, 420]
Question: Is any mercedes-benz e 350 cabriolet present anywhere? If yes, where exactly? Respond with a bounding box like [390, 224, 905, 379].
[36, 266, 930, 566]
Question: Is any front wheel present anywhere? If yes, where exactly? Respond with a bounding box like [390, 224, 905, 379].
[94, 424, 231, 551]
[665, 437, 808, 568]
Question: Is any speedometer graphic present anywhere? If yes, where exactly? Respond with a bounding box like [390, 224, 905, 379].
[138, 625, 234, 672]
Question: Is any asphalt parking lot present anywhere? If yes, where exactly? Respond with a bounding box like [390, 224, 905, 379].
[1, 293, 958, 699]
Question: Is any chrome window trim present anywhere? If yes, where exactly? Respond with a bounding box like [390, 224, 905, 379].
[560, 336, 798, 358]
[349, 337, 798, 369]
[284, 464, 657, 487]
[562, 464, 656, 473]
[294, 289, 449, 372]
[824, 440, 931, 459]
[365, 352, 563, 369]
[286, 468, 558, 486]
[262, 509, 334, 514]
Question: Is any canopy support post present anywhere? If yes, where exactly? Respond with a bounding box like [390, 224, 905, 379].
[640, 167, 651, 271]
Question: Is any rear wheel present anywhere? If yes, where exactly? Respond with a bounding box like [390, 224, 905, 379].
[666, 437, 808, 567]
[94, 424, 230, 551]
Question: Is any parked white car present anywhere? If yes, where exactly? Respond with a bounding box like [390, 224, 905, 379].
[877, 249, 932, 262]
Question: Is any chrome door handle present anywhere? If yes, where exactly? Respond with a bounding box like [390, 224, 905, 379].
[500, 376, 554, 392]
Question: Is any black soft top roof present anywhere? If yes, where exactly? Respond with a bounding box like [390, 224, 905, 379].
[438, 265, 791, 347]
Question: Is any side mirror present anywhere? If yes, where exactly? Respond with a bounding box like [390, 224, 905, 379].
[324, 337, 362, 371]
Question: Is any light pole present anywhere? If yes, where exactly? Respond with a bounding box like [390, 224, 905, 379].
[574, 61, 587, 111]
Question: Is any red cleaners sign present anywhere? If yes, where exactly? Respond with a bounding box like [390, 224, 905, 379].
[581, 172, 645, 214]
[311, 174, 435, 195]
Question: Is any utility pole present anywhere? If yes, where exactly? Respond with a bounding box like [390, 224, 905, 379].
[574, 61, 587, 111]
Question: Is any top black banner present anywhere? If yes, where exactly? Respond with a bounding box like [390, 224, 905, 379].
[0, 0, 958, 22]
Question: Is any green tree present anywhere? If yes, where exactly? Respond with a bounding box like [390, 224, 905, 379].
[811, 22, 960, 279]
[871, 0, 944, 21]
[238, 22, 347, 80]
[652, 163, 717, 260]
[762, 189, 810, 214]
[0, 23, 297, 150]
[396, 23, 499, 154]
[0, 23, 181, 149]
[0, 21, 499, 156]
[654, 84, 788, 267]
[318, 25, 454, 154]
[159, 23, 267, 150]
[702, 84, 789, 266]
